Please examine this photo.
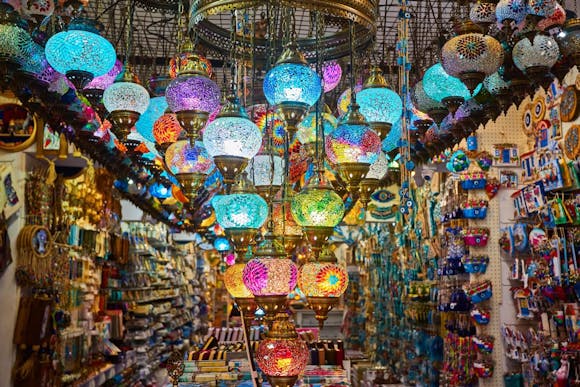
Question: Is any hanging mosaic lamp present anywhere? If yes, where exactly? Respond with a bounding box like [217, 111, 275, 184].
[495, 0, 528, 27]
[263, 42, 322, 136]
[103, 65, 150, 142]
[296, 105, 338, 156]
[81, 59, 122, 118]
[359, 151, 388, 208]
[165, 51, 220, 143]
[255, 314, 309, 387]
[423, 62, 482, 114]
[165, 139, 214, 204]
[243, 235, 296, 317]
[14, 40, 45, 90]
[357, 66, 403, 140]
[326, 99, 381, 194]
[527, 0, 557, 17]
[224, 262, 258, 323]
[441, 21, 504, 94]
[135, 96, 168, 143]
[203, 94, 262, 184]
[557, 18, 580, 67]
[512, 33, 559, 85]
[247, 148, 284, 201]
[484, 70, 511, 110]
[212, 172, 268, 257]
[273, 186, 304, 257]
[153, 112, 183, 156]
[214, 237, 231, 253]
[470, 1, 497, 31]
[46, 17, 116, 90]
[411, 80, 446, 125]
[298, 248, 348, 328]
[537, 2, 566, 31]
[291, 170, 345, 259]
[322, 61, 342, 93]
[148, 181, 172, 199]
[0, 4, 34, 87]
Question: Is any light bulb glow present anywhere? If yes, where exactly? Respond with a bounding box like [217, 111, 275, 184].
[291, 188, 344, 227]
[298, 261, 349, 297]
[103, 81, 150, 114]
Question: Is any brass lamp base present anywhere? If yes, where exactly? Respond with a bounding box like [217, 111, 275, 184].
[176, 109, 209, 144]
[307, 296, 340, 329]
[337, 162, 370, 193]
[265, 375, 299, 387]
[283, 234, 303, 258]
[277, 101, 309, 137]
[82, 88, 106, 119]
[175, 172, 206, 204]
[369, 122, 392, 141]
[441, 96, 465, 115]
[255, 295, 288, 318]
[458, 71, 485, 95]
[426, 108, 448, 125]
[359, 178, 379, 208]
[225, 228, 258, 258]
[214, 155, 248, 185]
[66, 69, 94, 90]
[256, 184, 281, 201]
[303, 226, 334, 260]
[108, 110, 141, 142]
[413, 119, 433, 136]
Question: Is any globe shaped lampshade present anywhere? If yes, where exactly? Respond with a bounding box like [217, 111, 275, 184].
[165, 140, 214, 175]
[527, 0, 556, 17]
[165, 72, 220, 114]
[212, 192, 268, 230]
[296, 110, 338, 145]
[17, 41, 45, 76]
[0, 5, 33, 77]
[366, 151, 389, 180]
[224, 263, 253, 299]
[153, 113, 183, 145]
[263, 63, 322, 108]
[248, 153, 285, 192]
[148, 182, 172, 199]
[441, 32, 504, 93]
[558, 18, 580, 66]
[483, 71, 510, 95]
[243, 256, 298, 297]
[214, 237, 231, 253]
[135, 96, 168, 143]
[298, 261, 349, 298]
[204, 115, 261, 159]
[470, 2, 496, 27]
[495, 0, 527, 24]
[537, 3, 566, 31]
[84, 59, 122, 90]
[336, 84, 363, 116]
[326, 117, 381, 165]
[423, 63, 482, 112]
[411, 81, 447, 124]
[512, 34, 559, 74]
[291, 175, 345, 228]
[45, 18, 116, 89]
[382, 121, 402, 154]
[322, 61, 342, 92]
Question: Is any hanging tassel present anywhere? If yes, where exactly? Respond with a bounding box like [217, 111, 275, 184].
[58, 133, 68, 160]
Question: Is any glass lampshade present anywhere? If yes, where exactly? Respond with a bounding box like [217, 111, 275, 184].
[470, 2, 496, 25]
[243, 256, 298, 297]
[298, 261, 349, 298]
[357, 67, 403, 125]
[291, 174, 345, 228]
[273, 189, 303, 238]
[537, 3, 566, 31]
[336, 84, 363, 116]
[214, 237, 231, 252]
[263, 63, 322, 107]
[18, 41, 45, 75]
[248, 153, 284, 187]
[557, 19, 580, 64]
[483, 71, 510, 95]
[135, 96, 168, 143]
[224, 263, 253, 299]
[153, 113, 183, 144]
[212, 192, 268, 230]
[366, 151, 389, 180]
[326, 112, 381, 165]
[45, 19, 116, 78]
[296, 111, 338, 145]
[149, 182, 172, 199]
[322, 61, 342, 92]
[103, 67, 150, 114]
[166, 73, 220, 114]
[422, 63, 482, 103]
[84, 59, 122, 90]
[255, 325, 309, 379]
[203, 113, 262, 159]
[165, 140, 214, 175]
[411, 81, 445, 113]
[170, 51, 213, 79]
[512, 34, 559, 72]
[0, 7, 32, 69]
[495, 0, 527, 24]
[527, 0, 556, 17]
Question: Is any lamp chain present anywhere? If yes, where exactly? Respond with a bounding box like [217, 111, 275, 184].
[124, 0, 135, 65]
[349, 20, 356, 103]
[176, 0, 184, 52]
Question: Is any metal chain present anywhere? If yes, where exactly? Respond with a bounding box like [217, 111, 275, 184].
[349, 19, 356, 102]
[124, 0, 135, 63]
[176, 0, 184, 51]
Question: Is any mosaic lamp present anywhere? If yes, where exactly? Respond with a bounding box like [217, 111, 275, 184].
[103, 65, 150, 142]
[135, 96, 168, 144]
[411, 81, 447, 125]
[0, 4, 34, 87]
[212, 172, 268, 257]
[512, 34, 559, 83]
[148, 181, 172, 199]
[291, 170, 345, 259]
[359, 151, 388, 208]
[557, 18, 580, 67]
[483, 71, 511, 110]
[153, 113, 183, 155]
[357, 66, 403, 140]
[247, 149, 285, 201]
[298, 249, 348, 328]
[263, 42, 322, 136]
[469, 1, 497, 30]
[527, 0, 557, 17]
[243, 236, 297, 316]
[165, 53, 221, 143]
[322, 61, 342, 92]
[422, 62, 482, 114]
[441, 21, 504, 94]
[46, 17, 116, 90]
[296, 105, 338, 156]
[82, 59, 122, 118]
[273, 187, 304, 256]
[326, 100, 381, 193]
[165, 140, 214, 204]
[495, 0, 528, 27]
[224, 262, 257, 324]
[255, 314, 309, 387]
[14, 40, 45, 90]
[214, 237, 231, 253]
[203, 94, 262, 184]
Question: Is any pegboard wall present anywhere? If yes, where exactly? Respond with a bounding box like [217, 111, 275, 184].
[461, 66, 580, 387]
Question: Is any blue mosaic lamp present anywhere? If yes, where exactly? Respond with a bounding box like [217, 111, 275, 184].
[135, 96, 168, 143]
[213, 237, 231, 253]
[148, 181, 172, 199]
[263, 42, 322, 136]
[423, 63, 482, 114]
[357, 67, 403, 141]
[212, 173, 268, 256]
[45, 18, 116, 90]
[495, 0, 528, 26]
[203, 94, 262, 184]
[0, 4, 34, 83]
